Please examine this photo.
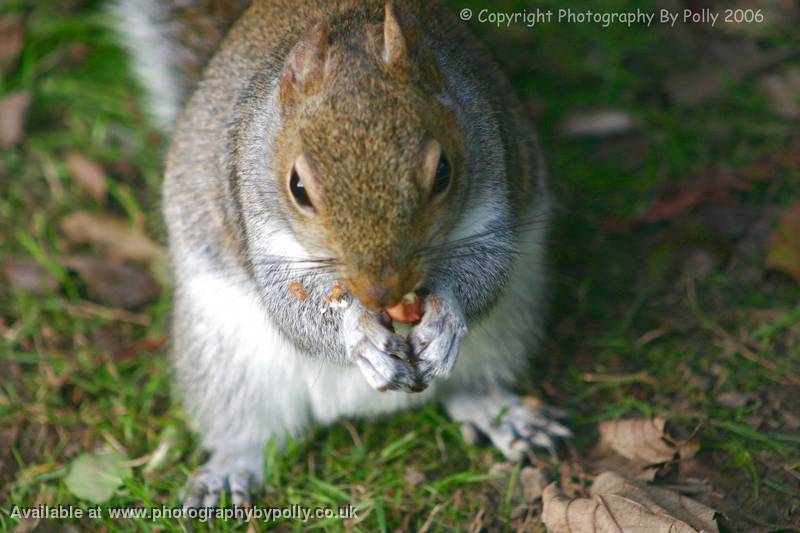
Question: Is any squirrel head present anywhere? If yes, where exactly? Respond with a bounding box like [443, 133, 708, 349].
[273, 2, 466, 310]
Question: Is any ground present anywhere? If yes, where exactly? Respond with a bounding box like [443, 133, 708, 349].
[1, 0, 799, 531]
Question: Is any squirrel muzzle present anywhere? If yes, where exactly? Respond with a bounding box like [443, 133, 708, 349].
[345, 268, 419, 311]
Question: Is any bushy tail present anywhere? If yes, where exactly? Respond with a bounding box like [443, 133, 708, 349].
[111, 0, 250, 129]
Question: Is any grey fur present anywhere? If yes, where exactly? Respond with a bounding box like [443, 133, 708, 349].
[110, 0, 250, 129]
[116, 0, 564, 506]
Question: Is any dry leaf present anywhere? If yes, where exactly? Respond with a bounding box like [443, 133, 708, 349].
[11, 516, 39, 533]
[597, 417, 676, 464]
[766, 204, 800, 282]
[0, 91, 31, 148]
[591, 473, 717, 531]
[59, 211, 164, 265]
[519, 465, 548, 502]
[591, 417, 699, 480]
[759, 68, 800, 119]
[67, 153, 107, 202]
[117, 336, 167, 362]
[558, 460, 586, 498]
[783, 411, 800, 430]
[638, 176, 749, 224]
[616, 142, 799, 231]
[0, 15, 24, 65]
[489, 462, 552, 504]
[403, 466, 425, 486]
[64, 256, 161, 309]
[715, 0, 799, 37]
[2, 257, 58, 293]
[665, 41, 796, 106]
[559, 109, 638, 138]
[542, 471, 719, 533]
[715, 391, 752, 409]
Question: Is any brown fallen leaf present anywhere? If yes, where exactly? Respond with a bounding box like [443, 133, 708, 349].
[489, 462, 552, 504]
[63, 255, 161, 309]
[766, 204, 800, 283]
[715, 391, 752, 409]
[542, 471, 719, 533]
[759, 68, 800, 119]
[639, 176, 748, 224]
[783, 411, 800, 431]
[59, 211, 164, 265]
[0, 91, 31, 148]
[605, 140, 799, 232]
[715, 0, 799, 37]
[519, 465, 548, 502]
[559, 109, 638, 139]
[66, 153, 107, 203]
[2, 257, 58, 293]
[117, 336, 167, 362]
[591, 417, 700, 480]
[403, 466, 425, 486]
[665, 41, 797, 106]
[0, 15, 24, 65]
[11, 515, 40, 533]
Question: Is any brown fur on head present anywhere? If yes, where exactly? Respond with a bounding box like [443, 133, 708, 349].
[273, 2, 465, 310]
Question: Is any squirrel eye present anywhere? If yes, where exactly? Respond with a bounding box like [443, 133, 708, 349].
[431, 155, 451, 196]
[289, 167, 315, 212]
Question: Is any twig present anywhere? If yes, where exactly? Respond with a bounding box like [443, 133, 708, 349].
[341, 420, 363, 449]
[418, 503, 444, 533]
[712, 326, 800, 385]
[66, 301, 151, 326]
[580, 371, 655, 385]
[635, 326, 669, 347]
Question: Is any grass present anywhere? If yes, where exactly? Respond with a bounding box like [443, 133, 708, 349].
[1, 0, 799, 531]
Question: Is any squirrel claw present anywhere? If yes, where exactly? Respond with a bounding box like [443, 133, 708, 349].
[181, 457, 257, 510]
[409, 290, 467, 382]
[409, 382, 429, 393]
[344, 303, 421, 392]
[445, 390, 572, 462]
[353, 346, 419, 392]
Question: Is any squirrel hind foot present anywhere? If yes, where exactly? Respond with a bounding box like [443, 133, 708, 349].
[181, 454, 260, 509]
[444, 389, 572, 462]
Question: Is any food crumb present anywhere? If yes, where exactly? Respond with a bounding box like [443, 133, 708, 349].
[324, 281, 345, 303]
[289, 281, 308, 301]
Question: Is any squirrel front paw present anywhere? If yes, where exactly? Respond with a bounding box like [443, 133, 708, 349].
[343, 302, 424, 392]
[409, 289, 468, 382]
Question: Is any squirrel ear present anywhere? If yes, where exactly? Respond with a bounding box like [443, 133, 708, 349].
[382, 1, 418, 68]
[280, 22, 331, 110]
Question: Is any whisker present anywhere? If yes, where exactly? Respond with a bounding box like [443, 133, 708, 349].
[416, 211, 555, 259]
[428, 241, 550, 263]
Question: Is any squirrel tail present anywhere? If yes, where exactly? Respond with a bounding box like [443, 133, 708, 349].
[110, 0, 250, 129]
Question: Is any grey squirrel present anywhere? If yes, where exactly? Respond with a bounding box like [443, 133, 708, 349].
[113, 0, 570, 507]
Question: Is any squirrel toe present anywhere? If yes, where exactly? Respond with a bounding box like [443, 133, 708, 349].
[182, 460, 257, 510]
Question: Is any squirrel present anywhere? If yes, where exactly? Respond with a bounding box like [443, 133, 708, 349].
[113, 0, 570, 507]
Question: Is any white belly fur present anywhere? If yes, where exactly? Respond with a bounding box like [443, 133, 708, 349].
[177, 199, 548, 445]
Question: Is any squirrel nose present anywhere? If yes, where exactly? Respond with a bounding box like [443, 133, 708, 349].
[364, 285, 404, 310]
[346, 271, 407, 311]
